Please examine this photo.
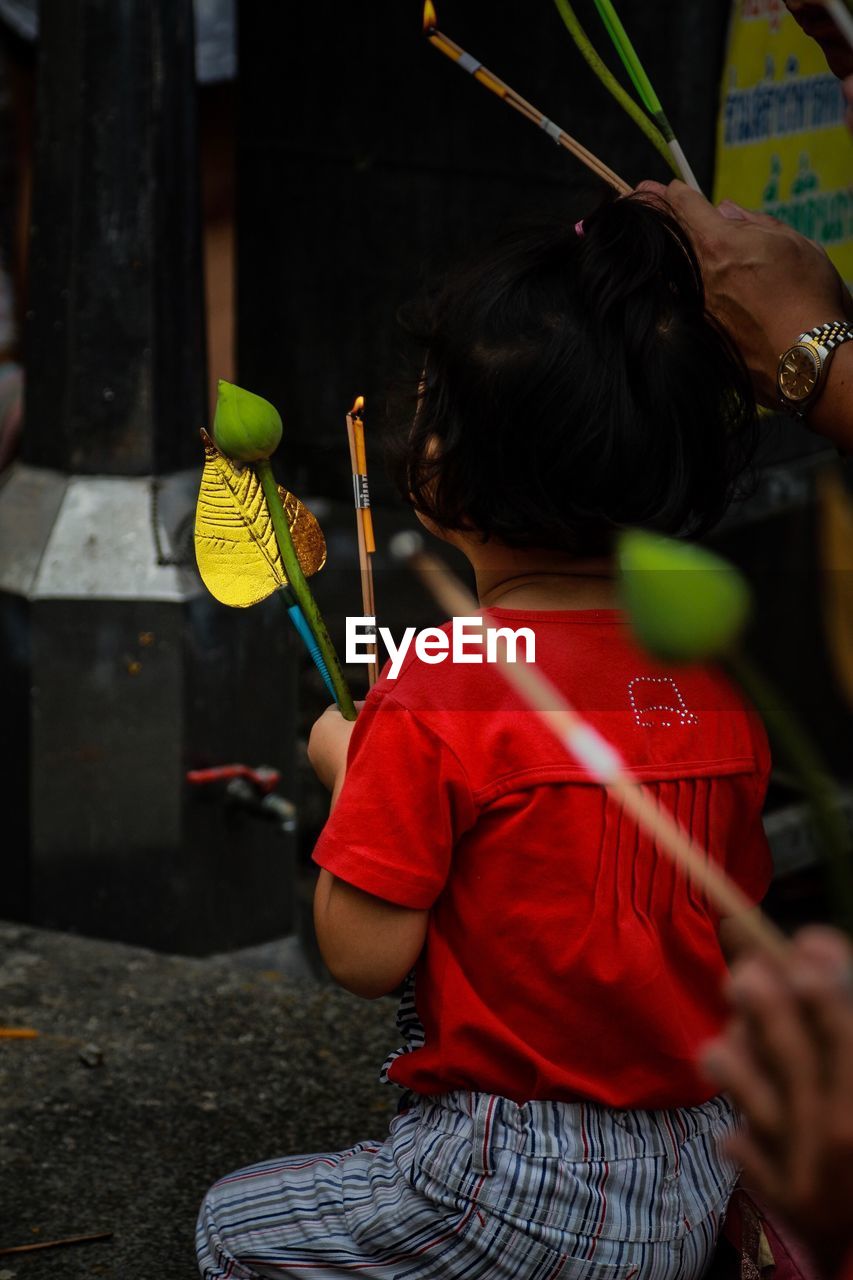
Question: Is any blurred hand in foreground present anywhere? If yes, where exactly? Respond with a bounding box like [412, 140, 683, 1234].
[701, 927, 853, 1278]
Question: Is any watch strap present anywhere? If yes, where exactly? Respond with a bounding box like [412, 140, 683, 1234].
[799, 320, 853, 357]
[778, 321, 853, 417]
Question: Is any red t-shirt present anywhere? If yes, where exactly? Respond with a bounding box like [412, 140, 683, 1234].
[312, 608, 773, 1109]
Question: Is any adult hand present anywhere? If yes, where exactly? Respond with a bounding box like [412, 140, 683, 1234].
[307, 701, 363, 793]
[701, 927, 853, 1276]
[637, 180, 853, 414]
[785, 2, 853, 80]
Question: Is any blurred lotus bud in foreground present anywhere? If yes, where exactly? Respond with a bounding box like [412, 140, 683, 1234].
[617, 530, 751, 663]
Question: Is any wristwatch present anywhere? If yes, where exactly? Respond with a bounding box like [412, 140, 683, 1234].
[777, 321, 853, 417]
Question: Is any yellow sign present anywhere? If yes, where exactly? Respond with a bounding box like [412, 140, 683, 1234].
[714, 0, 853, 285]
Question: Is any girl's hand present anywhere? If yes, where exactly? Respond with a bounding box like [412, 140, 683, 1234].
[307, 702, 364, 794]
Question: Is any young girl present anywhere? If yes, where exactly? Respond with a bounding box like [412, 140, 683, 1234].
[196, 194, 772, 1280]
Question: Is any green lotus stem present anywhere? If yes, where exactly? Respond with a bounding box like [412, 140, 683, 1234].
[728, 649, 853, 935]
[592, 0, 661, 115]
[590, 0, 705, 190]
[256, 459, 357, 721]
[553, 0, 677, 175]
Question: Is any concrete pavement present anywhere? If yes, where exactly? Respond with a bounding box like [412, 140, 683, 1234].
[0, 922, 399, 1278]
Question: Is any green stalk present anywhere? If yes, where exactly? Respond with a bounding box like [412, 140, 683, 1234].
[591, 0, 701, 186]
[592, 0, 661, 115]
[553, 0, 677, 175]
[652, 111, 675, 145]
[256, 459, 357, 721]
[727, 649, 853, 934]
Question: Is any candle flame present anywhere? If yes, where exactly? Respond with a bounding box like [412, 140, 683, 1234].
[351, 395, 365, 417]
[423, 0, 437, 32]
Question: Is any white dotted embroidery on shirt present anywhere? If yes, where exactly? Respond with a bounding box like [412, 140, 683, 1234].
[628, 676, 699, 728]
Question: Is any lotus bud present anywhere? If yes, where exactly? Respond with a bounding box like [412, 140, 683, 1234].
[617, 530, 751, 663]
[213, 379, 282, 462]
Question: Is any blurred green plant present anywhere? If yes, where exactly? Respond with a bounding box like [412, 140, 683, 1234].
[618, 529, 853, 932]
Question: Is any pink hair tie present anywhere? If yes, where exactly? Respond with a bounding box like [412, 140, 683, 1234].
[574, 219, 585, 238]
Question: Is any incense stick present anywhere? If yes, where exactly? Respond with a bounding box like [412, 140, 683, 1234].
[392, 533, 788, 962]
[590, 0, 701, 191]
[422, 2, 630, 195]
[0, 1232, 113, 1258]
[345, 397, 379, 686]
[553, 0, 678, 175]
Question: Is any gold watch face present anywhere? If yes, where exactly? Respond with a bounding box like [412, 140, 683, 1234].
[778, 344, 820, 403]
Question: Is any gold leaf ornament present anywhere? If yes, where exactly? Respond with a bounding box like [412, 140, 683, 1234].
[195, 431, 327, 608]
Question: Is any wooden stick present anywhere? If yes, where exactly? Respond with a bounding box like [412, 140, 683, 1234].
[553, 0, 678, 175]
[393, 534, 789, 962]
[0, 1027, 39, 1039]
[0, 1231, 113, 1257]
[423, 4, 631, 195]
[345, 397, 379, 686]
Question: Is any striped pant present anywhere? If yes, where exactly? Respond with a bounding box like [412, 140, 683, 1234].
[196, 1090, 739, 1280]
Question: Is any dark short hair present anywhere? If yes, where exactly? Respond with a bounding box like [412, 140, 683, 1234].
[388, 195, 757, 556]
